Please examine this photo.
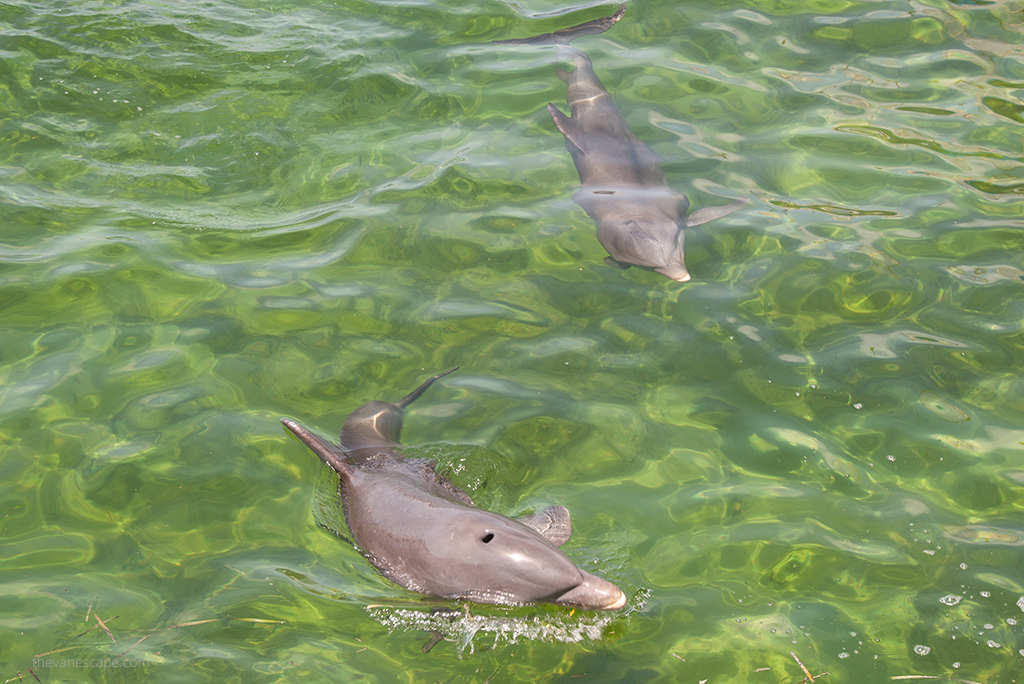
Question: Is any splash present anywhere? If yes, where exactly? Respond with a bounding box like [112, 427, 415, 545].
[366, 589, 648, 655]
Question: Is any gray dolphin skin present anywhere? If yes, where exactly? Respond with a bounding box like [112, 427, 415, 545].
[496, 4, 746, 282]
[281, 368, 626, 610]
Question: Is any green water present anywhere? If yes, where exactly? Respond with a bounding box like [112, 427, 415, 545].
[2, 0, 1023, 681]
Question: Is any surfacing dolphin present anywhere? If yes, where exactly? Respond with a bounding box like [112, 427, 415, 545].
[496, 4, 747, 282]
[281, 368, 626, 610]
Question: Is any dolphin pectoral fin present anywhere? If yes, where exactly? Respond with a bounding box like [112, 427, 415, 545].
[603, 256, 632, 270]
[518, 505, 573, 546]
[687, 197, 748, 227]
[547, 104, 588, 154]
[281, 418, 354, 483]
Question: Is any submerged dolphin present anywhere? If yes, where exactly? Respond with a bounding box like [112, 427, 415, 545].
[496, 5, 746, 282]
[281, 368, 626, 610]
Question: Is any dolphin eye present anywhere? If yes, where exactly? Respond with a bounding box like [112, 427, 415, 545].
[481, 532, 494, 544]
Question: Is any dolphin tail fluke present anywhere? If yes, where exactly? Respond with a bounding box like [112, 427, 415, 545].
[282, 418, 355, 482]
[395, 367, 459, 409]
[493, 4, 626, 46]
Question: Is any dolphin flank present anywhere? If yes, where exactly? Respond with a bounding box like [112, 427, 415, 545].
[496, 4, 747, 282]
[281, 368, 626, 611]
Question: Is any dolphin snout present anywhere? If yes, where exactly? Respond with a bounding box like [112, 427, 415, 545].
[554, 570, 626, 610]
[655, 264, 691, 282]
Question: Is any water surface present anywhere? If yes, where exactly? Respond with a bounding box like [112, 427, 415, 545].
[1, 0, 1023, 681]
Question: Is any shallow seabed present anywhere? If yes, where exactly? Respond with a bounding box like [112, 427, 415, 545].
[1, 0, 1022, 682]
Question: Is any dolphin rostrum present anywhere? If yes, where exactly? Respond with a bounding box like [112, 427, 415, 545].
[281, 368, 626, 610]
[496, 5, 747, 282]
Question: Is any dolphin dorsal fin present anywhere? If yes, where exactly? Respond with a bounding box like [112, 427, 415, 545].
[282, 418, 355, 484]
[518, 505, 573, 546]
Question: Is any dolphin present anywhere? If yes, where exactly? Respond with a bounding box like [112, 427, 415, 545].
[281, 368, 626, 610]
[496, 5, 747, 282]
